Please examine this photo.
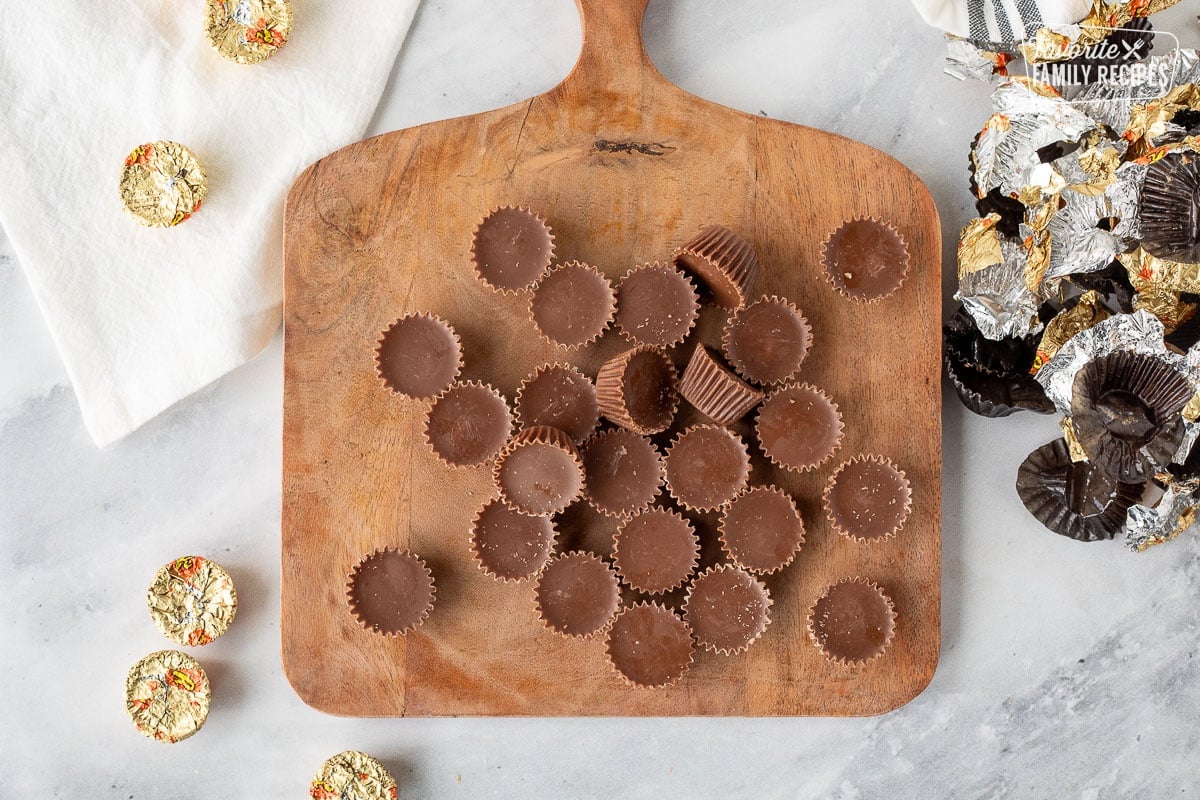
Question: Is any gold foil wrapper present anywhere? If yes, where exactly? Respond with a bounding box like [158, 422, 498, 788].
[1060, 417, 1090, 462]
[1032, 291, 1110, 373]
[310, 751, 398, 800]
[147, 555, 238, 646]
[205, 0, 292, 65]
[1182, 392, 1200, 423]
[1125, 83, 1200, 155]
[957, 215, 1004, 279]
[1119, 247, 1200, 333]
[124, 650, 211, 743]
[119, 141, 207, 228]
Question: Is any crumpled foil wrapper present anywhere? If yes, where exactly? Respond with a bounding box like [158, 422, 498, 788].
[147, 555, 238, 647]
[310, 751, 398, 800]
[1119, 247, 1200, 332]
[956, 216, 1043, 339]
[1074, 50, 1200, 132]
[124, 650, 211, 744]
[1040, 162, 1145, 282]
[1032, 290, 1111, 372]
[1034, 310, 1200, 416]
[1125, 475, 1200, 551]
[946, 35, 1012, 82]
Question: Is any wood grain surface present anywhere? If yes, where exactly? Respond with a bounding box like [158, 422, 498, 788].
[282, 0, 942, 717]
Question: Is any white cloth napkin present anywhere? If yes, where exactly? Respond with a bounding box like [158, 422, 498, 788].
[0, 0, 419, 446]
[910, 0, 1091, 41]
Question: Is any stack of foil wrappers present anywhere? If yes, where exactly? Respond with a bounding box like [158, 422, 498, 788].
[945, 0, 1200, 550]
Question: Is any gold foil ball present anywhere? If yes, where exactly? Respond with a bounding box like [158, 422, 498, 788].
[310, 751, 398, 800]
[124, 650, 211, 744]
[147, 555, 238, 646]
[119, 141, 207, 228]
[205, 0, 293, 64]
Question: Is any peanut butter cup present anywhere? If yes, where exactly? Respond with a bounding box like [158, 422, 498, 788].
[807, 578, 896, 667]
[755, 383, 844, 472]
[582, 428, 665, 518]
[823, 455, 912, 543]
[375, 313, 463, 399]
[678, 345, 764, 426]
[595, 346, 680, 435]
[719, 485, 806, 574]
[614, 262, 700, 347]
[494, 426, 584, 516]
[722, 296, 812, 385]
[820, 217, 909, 302]
[346, 548, 436, 636]
[673, 225, 760, 309]
[612, 509, 699, 595]
[470, 499, 557, 581]
[534, 551, 621, 638]
[471, 206, 555, 292]
[684, 565, 772, 655]
[663, 424, 751, 512]
[424, 381, 512, 468]
[529, 261, 615, 349]
[515, 363, 599, 444]
[605, 602, 695, 688]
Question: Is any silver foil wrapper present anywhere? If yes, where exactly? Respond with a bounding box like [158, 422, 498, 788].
[1125, 478, 1200, 551]
[1072, 49, 1200, 132]
[1034, 310, 1200, 415]
[956, 235, 1043, 340]
[1041, 163, 1145, 283]
[945, 35, 1008, 83]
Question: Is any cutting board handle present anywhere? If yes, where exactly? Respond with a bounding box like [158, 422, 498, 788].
[563, 0, 657, 93]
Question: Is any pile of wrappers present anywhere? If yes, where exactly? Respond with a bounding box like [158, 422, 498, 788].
[945, 0, 1200, 550]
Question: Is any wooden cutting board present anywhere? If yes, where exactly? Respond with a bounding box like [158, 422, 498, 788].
[281, 0, 941, 717]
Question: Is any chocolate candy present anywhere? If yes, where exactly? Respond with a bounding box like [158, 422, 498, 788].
[375, 313, 462, 399]
[530, 262, 616, 349]
[124, 650, 210, 743]
[612, 509, 699, 594]
[678, 345, 763, 426]
[807, 578, 896, 667]
[582, 428, 664, 518]
[534, 551, 620, 638]
[471, 206, 555, 292]
[719, 485, 806, 574]
[470, 499, 557, 581]
[424, 381, 512, 467]
[755, 383, 843, 472]
[683, 565, 772, 655]
[663, 424, 750, 512]
[595, 346, 679, 435]
[673, 225, 760, 309]
[515, 363, 599, 443]
[346, 548, 436, 636]
[614, 262, 700, 347]
[605, 602, 694, 688]
[494, 426, 585, 515]
[820, 217, 909, 302]
[146, 555, 237, 647]
[823, 455, 912, 543]
[722, 295, 812, 385]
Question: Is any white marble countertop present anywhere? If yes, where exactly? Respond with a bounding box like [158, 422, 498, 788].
[3, 1, 1199, 797]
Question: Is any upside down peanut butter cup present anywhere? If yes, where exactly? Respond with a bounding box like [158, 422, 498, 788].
[204, 0, 292, 65]
[375, 313, 463, 399]
[515, 363, 599, 444]
[684, 565, 772, 656]
[494, 426, 585, 516]
[424, 381, 512, 467]
[534, 551, 621, 638]
[146, 555, 237, 647]
[310, 751, 397, 800]
[582, 428, 665, 518]
[529, 261, 616, 349]
[595, 346, 680, 435]
[807, 578, 896, 667]
[823, 455, 912, 543]
[820, 217, 909, 302]
[673, 225, 760, 309]
[612, 509, 699, 594]
[722, 295, 812, 385]
[124, 650, 210, 744]
[470, 498, 557, 581]
[755, 383, 844, 472]
[679, 345, 764, 426]
[346, 548, 436, 636]
[663, 424, 751, 512]
[605, 602, 695, 688]
[471, 206, 555, 292]
[719, 485, 806, 574]
[119, 141, 207, 228]
[614, 262, 700, 347]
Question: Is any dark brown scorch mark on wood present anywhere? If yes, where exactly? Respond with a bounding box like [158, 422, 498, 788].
[594, 139, 676, 156]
